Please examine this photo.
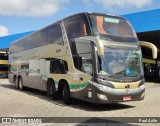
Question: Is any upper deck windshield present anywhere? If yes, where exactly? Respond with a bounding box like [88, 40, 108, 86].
[88, 14, 138, 42]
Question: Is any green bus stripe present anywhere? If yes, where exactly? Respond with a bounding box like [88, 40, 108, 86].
[69, 82, 89, 89]
[54, 80, 89, 90]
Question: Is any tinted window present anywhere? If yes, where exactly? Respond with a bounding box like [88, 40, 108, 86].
[10, 32, 38, 54]
[38, 24, 63, 46]
[50, 59, 68, 74]
[10, 23, 63, 54]
[89, 14, 137, 38]
[64, 15, 88, 39]
[48, 24, 63, 44]
[39, 29, 48, 46]
[88, 14, 138, 43]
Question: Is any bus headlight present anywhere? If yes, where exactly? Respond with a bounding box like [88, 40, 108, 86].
[139, 85, 145, 90]
[98, 84, 112, 92]
[97, 94, 108, 101]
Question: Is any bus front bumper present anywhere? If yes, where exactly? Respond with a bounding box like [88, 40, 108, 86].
[94, 84, 145, 103]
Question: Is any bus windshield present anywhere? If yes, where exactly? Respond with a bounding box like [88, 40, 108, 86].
[89, 14, 137, 39]
[99, 48, 143, 77]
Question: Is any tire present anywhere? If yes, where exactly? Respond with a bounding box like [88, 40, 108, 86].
[63, 83, 72, 105]
[15, 77, 19, 89]
[18, 78, 25, 91]
[51, 82, 58, 100]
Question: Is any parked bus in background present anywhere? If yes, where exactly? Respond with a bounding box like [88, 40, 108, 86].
[9, 12, 157, 104]
[0, 51, 8, 78]
[140, 42, 159, 81]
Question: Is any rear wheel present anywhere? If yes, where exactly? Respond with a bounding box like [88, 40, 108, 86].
[15, 77, 19, 89]
[63, 83, 72, 105]
[51, 82, 58, 100]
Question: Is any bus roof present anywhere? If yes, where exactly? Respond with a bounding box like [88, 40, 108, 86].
[63, 12, 126, 20]
[10, 12, 126, 45]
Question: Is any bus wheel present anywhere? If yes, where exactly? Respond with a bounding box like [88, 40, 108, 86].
[15, 77, 19, 89]
[50, 81, 58, 100]
[47, 79, 58, 100]
[63, 84, 72, 105]
[19, 78, 24, 91]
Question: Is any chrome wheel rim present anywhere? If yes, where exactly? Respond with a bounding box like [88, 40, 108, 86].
[19, 80, 22, 89]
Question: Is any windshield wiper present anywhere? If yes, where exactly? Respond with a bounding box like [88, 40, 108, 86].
[107, 73, 125, 78]
[98, 70, 127, 78]
[108, 70, 126, 77]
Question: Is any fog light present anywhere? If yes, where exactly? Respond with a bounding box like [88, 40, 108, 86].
[97, 94, 108, 101]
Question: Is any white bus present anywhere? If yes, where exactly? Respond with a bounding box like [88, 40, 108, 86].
[9, 12, 149, 104]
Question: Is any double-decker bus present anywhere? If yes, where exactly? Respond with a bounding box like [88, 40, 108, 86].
[9, 12, 154, 104]
[0, 51, 8, 78]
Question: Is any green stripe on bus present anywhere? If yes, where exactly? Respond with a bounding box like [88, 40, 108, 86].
[69, 82, 89, 89]
[54, 80, 89, 90]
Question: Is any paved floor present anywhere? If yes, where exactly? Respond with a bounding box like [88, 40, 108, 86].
[0, 79, 159, 126]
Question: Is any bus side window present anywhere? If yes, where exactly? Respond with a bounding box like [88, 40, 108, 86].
[64, 15, 88, 39]
[73, 54, 93, 75]
[50, 59, 68, 74]
[48, 24, 63, 44]
[73, 56, 82, 71]
[63, 60, 69, 72]
[80, 54, 93, 75]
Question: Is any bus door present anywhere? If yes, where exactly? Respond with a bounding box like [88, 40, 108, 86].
[72, 39, 94, 100]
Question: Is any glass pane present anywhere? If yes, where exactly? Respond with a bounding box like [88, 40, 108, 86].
[64, 15, 88, 39]
[48, 24, 63, 44]
[80, 53, 92, 74]
[89, 14, 137, 38]
[99, 48, 143, 77]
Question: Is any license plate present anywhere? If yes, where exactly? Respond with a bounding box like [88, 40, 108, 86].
[123, 96, 131, 101]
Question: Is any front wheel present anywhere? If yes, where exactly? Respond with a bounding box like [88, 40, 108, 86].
[19, 78, 25, 91]
[63, 84, 72, 105]
[47, 79, 58, 100]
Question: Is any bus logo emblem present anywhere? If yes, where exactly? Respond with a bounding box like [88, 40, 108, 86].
[125, 84, 130, 93]
[125, 84, 130, 89]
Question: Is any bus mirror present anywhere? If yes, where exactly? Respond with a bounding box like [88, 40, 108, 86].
[140, 41, 157, 59]
[75, 37, 104, 55]
[98, 47, 104, 56]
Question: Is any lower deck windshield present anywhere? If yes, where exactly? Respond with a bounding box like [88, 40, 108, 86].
[99, 48, 143, 77]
